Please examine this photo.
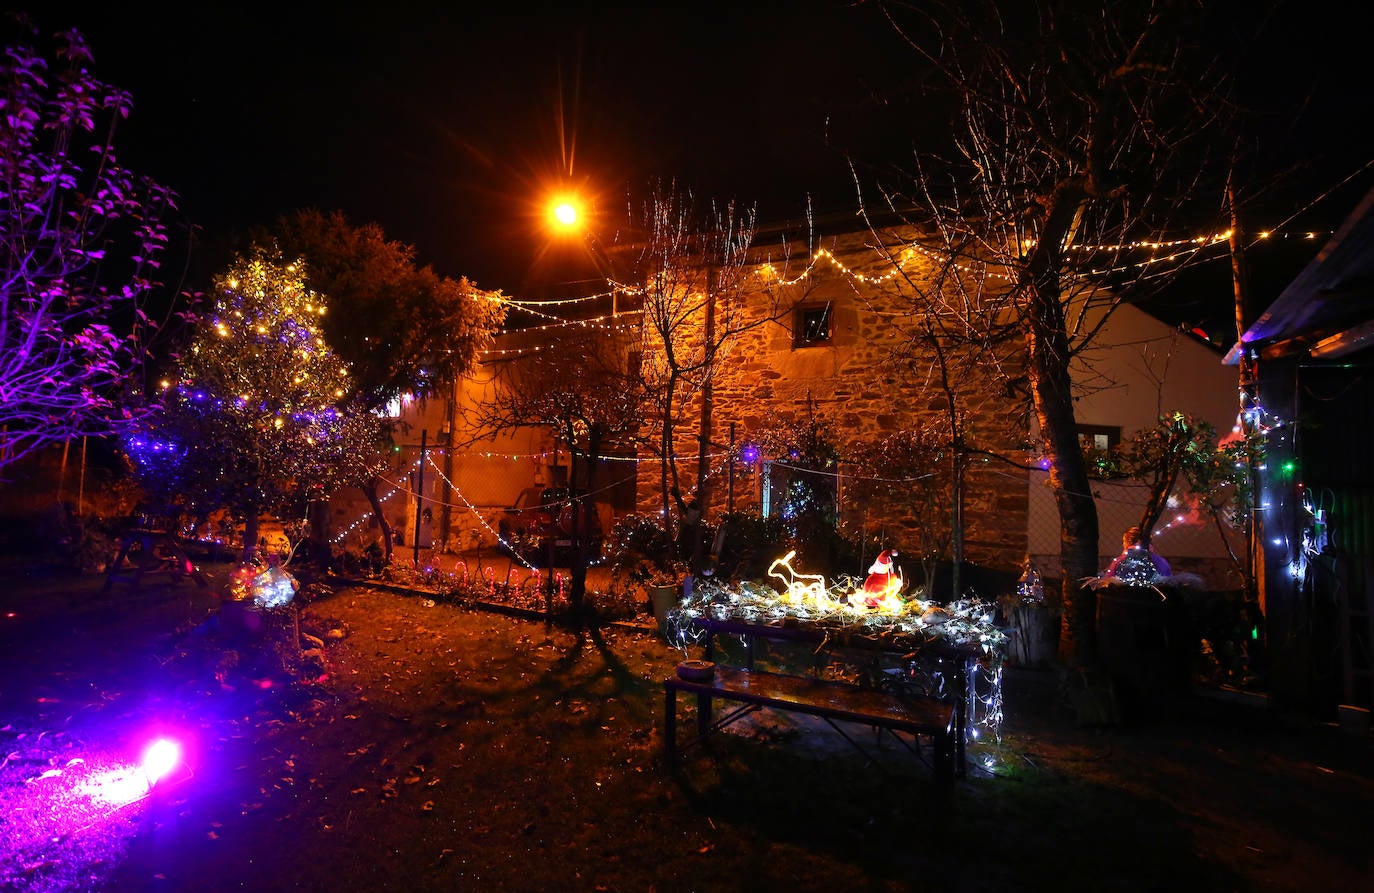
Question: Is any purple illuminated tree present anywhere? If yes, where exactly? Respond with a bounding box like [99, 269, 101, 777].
[1, 23, 187, 471]
[126, 247, 384, 559]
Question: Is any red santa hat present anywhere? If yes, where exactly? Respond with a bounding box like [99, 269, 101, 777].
[868, 549, 898, 573]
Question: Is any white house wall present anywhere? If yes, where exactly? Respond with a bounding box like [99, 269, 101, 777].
[1028, 303, 1245, 589]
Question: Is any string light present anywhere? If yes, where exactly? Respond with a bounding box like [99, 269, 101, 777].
[470, 220, 1328, 359]
[422, 455, 537, 571]
[329, 456, 422, 546]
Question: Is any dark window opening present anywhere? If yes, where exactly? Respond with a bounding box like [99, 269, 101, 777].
[794, 303, 833, 347]
[1076, 424, 1121, 452]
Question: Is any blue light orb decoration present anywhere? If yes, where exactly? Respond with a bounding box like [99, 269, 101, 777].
[1112, 548, 1161, 586]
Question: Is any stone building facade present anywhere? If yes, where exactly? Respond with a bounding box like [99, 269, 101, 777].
[633, 227, 1033, 578]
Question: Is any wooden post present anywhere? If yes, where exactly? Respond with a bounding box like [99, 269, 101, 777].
[413, 429, 427, 567]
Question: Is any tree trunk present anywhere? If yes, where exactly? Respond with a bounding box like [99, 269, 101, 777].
[567, 434, 601, 618]
[690, 272, 718, 573]
[1025, 181, 1101, 668]
[658, 377, 678, 521]
[440, 382, 458, 552]
[306, 497, 331, 567]
[1033, 353, 1100, 668]
[241, 503, 261, 564]
[361, 476, 395, 565]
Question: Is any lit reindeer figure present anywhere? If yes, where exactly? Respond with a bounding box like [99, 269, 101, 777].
[767, 550, 835, 610]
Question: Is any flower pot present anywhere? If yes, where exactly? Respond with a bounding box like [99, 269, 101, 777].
[650, 583, 679, 635]
[676, 659, 715, 681]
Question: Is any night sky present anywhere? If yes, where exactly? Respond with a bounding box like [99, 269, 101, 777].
[24, 2, 1374, 318]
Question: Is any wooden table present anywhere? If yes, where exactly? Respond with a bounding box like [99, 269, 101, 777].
[684, 615, 984, 776]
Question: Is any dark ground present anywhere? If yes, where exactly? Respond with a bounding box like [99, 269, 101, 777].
[0, 555, 1370, 893]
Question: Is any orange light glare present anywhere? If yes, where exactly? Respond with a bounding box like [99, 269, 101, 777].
[552, 202, 578, 227]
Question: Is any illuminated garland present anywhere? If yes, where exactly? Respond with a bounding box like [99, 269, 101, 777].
[665, 574, 1007, 740]
[421, 455, 537, 571]
[328, 456, 422, 546]
[475, 224, 1331, 347]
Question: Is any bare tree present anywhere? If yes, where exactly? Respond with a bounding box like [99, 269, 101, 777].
[866, 0, 1242, 664]
[620, 182, 794, 568]
[463, 328, 645, 615]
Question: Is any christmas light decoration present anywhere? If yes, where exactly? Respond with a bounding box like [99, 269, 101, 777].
[126, 247, 385, 524]
[1015, 560, 1045, 605]
[665, 574, 1007, 739]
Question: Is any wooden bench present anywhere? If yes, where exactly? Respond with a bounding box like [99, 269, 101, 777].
[102, 528, 208, 593]
[663, 665, 959, 780]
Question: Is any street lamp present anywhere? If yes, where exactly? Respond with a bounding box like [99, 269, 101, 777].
[551, 200, 579, 228]
[545, 191, 623, 311]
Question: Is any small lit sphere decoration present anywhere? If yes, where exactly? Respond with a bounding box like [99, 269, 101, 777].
[1112, 548, 1161, 587]
[1016, 561, 1045, 605]
[224, 562, 260, 602]
[250, 561, 299, 609]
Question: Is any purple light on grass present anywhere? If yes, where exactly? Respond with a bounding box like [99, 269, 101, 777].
[141, 738, 181, 785]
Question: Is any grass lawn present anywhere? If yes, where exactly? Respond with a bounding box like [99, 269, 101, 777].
[1, 558, 1369, 892]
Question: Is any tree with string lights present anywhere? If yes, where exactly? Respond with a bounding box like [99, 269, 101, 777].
[864, 0, 1256, 667]
[0, 23, 189, 471]
[269, 209, 505, 563]
[125, 246, 384, 560]
[623, 182, 799, 570]
[464, 328, 646, 615]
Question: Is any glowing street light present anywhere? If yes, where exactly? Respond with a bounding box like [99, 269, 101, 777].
[552, 200, 579, 228]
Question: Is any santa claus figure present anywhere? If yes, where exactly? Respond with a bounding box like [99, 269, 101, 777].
[861, 549, 901, 607]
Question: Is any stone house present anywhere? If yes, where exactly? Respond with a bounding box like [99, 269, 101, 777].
[631, 225, 1244, 591]
[331, 224, 1242, 594]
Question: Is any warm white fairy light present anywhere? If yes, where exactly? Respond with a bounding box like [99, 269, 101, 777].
[422, 454, 537, 571]
[329, 456, 422, 545]
[500, 291, 617, 308]
[492, 308, 643, 333]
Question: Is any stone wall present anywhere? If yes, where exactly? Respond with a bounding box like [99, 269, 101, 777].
[634, 229, 1031, 576]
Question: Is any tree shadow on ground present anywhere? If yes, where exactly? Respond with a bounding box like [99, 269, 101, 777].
[670, 731, 1249, 892]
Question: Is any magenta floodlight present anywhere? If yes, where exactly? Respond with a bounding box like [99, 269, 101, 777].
[140, 737, 182, 786]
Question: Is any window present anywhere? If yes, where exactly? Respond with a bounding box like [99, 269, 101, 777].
[793, 302, 833, 347]
[1077, 424, 1124, 479]
[1076, 424, 1120, 452]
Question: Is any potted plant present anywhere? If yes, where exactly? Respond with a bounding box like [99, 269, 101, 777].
[605, 513, 687, 630]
